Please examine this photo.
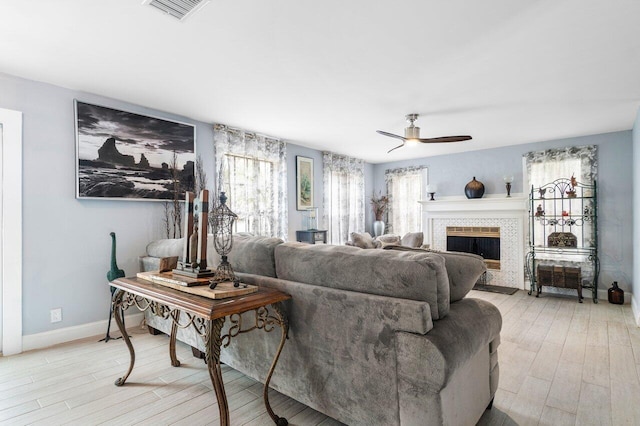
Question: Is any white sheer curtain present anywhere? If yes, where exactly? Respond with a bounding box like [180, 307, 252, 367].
[385, 166, 427, 236]
[322, 152, 365, 244]
[525, 145, 597, 190]
[524, 144, 597, 251]
[214, 124, 287, 240]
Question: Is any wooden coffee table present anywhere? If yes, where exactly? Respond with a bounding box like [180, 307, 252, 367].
[109, 276, 291, 426]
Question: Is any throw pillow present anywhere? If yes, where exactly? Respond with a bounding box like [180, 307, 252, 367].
[375, 234, 402, 248]
[401, 232, 424, 248]
[350, 232, 378, 249]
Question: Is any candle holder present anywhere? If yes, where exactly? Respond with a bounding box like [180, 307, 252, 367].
[426, 184, 437, 201]
[304, 207, 318, 230]
[208, 192, 239, 288]
[503, 175, 514, 198]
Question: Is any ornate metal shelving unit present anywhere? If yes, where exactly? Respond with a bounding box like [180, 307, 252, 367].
[526, 178, 599, 303]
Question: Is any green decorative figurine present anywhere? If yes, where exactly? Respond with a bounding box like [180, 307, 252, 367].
[107, 232, 126, 281]
[100, 232, 126, 342]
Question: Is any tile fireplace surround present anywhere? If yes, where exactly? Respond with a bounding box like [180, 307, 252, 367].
[420, 195, 528, 289]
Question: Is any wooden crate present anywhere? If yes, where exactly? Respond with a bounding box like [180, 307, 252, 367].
[536, 265, 581, 289]
[564, 267, 581, 289]
[553, 266, 566, 288]
[537, 265, 554, 287]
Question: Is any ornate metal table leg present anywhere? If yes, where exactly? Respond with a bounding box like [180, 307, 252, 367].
[169, 311, 181, 367]
[206, 318, 229, 426]
[113, 289, 135, 386]
[263, 303, 289, 426]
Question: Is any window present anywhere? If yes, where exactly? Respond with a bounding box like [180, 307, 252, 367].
[223, 154, 276, 235]
[385, 166, 427, 236]
[524, 145, 597, 251]
[322, 152, 365, 244]
[214, 125, 287, 240]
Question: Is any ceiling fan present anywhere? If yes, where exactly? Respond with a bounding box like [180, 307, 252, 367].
[377, 113, 472, 153]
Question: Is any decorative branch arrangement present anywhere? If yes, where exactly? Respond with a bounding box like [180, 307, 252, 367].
[370, 191, 390, 221]
[163, 152, 184, 238]
[195, 157, 208, 198]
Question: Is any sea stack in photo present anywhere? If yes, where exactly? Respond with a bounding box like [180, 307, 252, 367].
[97, 137, 135, 166]
[138, 153, 150, 168]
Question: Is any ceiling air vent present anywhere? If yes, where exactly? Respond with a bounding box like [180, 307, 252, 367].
[143, 0, 210, 21]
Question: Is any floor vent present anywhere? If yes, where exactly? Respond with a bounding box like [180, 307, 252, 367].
[143, 0, 210, 21]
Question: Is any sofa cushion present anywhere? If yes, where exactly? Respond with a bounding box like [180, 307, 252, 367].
[437, 251, 487, 301]
[382, 246, 486, 302]
[350, 232, 379, 249]
[275, 242, 450, 319]
[401, 232, 424, 248]
[225, 233, 284, 278]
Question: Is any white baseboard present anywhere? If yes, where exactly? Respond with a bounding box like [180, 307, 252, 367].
[632, 295, 640, 327]
[523, 279, 634, 305]
[22, 312, 145, 353]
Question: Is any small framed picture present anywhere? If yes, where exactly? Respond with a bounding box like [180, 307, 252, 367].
[296, 156, 314, 210]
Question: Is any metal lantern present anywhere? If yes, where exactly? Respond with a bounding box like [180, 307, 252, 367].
[209, 192, 238, 288]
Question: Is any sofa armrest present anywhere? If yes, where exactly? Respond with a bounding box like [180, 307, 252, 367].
[396, 298, 501, 391]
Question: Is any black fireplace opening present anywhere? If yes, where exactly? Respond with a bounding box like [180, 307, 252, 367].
[447, 236, 500, 261]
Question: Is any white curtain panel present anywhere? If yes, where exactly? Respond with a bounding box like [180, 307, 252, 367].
[385, 166, 427, 236]
[524, 145, 597, 190]
[524, 144, 598, 251]
[322, 152, 365, 244]
[213, 124, 288, 240]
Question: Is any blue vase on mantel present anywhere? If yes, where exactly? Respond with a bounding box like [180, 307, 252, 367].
[373, 220, 385, 237]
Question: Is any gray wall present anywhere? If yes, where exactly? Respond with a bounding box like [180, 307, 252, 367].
[0, 72, 215, 335]
[633, 109, 640, 321]
[373, 131, 634, 295]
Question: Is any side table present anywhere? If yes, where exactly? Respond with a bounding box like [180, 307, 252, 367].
[109, 277, 291, 426]
[295, 229, 327, 244]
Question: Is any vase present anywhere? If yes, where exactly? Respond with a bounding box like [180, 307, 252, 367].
[373, 220, 385, 237]
[608, 281, 624, 305]
[464, 177, 485, 199]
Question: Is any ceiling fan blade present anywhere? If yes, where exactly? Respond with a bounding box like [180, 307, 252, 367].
[418, 135, 472, 143]
[376, 130, 407, 141]
[387, 143, 405, 153]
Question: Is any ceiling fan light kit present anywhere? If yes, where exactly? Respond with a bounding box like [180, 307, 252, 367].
[377, 113, 472, 153]
[404, 114, 420, 140]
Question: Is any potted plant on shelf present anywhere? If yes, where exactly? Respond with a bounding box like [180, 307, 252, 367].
[370, 191, 390, 237]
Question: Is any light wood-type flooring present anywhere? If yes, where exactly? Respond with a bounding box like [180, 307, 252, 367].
[0, 289, 638, 425]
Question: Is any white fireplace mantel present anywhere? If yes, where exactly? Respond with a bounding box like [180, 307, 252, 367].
[419, 194, 528, 289]
[419, 194, 528, 216]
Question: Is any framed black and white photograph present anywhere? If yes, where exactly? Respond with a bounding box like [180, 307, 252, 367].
[296, 156, 314, 210]
[75, 100, 196, 200]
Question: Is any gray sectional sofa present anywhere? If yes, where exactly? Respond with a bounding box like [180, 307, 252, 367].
[139, 234, 502, 426]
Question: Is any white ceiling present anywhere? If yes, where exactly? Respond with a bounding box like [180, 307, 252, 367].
[1, 0, 639, 163]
